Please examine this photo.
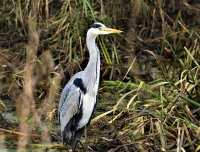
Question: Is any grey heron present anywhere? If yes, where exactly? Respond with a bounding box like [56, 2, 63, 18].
[58, 22, 122, 151]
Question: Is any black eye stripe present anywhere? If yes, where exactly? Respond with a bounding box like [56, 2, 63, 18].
[90, 23, 102, 28]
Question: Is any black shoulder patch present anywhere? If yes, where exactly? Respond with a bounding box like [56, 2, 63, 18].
[90, 23, 102, 28]
[73, 78, 87, 94]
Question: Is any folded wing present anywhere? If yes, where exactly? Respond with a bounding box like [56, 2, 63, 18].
[59, 84, 83, 143]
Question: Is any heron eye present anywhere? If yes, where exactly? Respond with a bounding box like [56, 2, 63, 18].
[90, 23, 102, 28]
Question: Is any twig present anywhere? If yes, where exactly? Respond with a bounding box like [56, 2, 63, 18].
[28, 143, 66, 150]
[0, 128, 40, 138]
[91, 109, 114, 124]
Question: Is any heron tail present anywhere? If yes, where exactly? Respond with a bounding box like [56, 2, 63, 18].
[62, 129, 79, 152]
[62, 128, 74, 145]
[62, 127, 84, 151]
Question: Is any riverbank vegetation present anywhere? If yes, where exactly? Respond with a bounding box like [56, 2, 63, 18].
[0, 0, 199, 151]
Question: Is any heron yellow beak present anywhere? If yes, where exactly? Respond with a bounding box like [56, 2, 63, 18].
[100, 27, 123, 34]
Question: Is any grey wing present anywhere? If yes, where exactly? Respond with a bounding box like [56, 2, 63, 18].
[58, 83, 72, 118]
[58, 71, 83, 118]
[59, 85, 83, 133]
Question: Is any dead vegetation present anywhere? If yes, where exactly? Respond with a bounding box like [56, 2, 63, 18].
[0, 0, 200, 151]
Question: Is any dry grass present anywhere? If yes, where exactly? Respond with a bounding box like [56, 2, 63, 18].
[0, 0, 200, 151]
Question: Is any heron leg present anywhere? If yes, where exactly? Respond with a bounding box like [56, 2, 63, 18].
[84, 127, 87, 142]
[71, 138, 79, 152]
[72, 137, 87, 152]
[83, 127, 90, 151]
[71, 128, 85, 152]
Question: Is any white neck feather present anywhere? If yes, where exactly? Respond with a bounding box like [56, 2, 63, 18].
[84, 32, 100, 92]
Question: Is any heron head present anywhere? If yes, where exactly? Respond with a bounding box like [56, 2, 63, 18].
[88, 22, 122, 35]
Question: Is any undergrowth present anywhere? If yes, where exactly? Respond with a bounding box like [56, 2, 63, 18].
[0, 0, 199, 151]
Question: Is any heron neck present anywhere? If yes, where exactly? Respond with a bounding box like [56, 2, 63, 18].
[84, 34, 100, 87]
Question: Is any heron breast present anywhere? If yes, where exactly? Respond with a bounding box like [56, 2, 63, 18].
[77, 94, 96, 129]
